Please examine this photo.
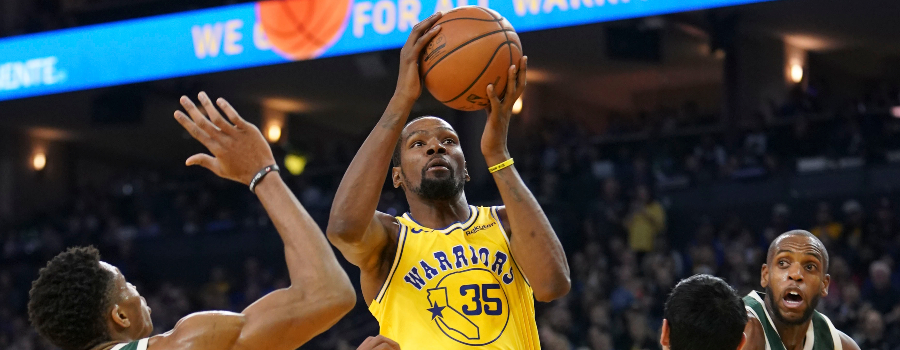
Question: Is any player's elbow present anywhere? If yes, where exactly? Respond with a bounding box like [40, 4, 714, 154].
[320, 270, 358, 317]
[533, 274, 571, 302]
[332, 279, 358, 315]
[326, 220, 363, 245]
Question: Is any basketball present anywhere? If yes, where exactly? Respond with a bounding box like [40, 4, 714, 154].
[419, 6, 523, 111]
[257, 0, 352, 60]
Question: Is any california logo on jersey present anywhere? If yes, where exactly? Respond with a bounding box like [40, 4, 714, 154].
[369, 206, 540, 349]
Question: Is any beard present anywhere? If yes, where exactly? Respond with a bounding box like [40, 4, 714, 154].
[408, 167, 465, 201]
[765, 286, 819, 326]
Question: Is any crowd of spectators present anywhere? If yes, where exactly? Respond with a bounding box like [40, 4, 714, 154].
[4, 93, 900, 349]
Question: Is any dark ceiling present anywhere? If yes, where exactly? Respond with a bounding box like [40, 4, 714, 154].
[1, 0, 898, 164]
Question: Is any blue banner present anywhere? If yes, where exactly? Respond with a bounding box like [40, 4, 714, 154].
[0, 0, 772, 102]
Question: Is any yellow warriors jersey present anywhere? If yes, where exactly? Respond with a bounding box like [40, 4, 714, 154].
[369, 205, 540, 350]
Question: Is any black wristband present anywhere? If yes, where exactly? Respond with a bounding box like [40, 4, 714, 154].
[249, 164, 279, 193]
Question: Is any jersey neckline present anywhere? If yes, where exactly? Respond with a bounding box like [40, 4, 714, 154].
[402, 205, 478, 233]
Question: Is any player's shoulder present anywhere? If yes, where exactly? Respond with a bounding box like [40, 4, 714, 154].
[743, 311, 767, 350]
[375, 211, 402, 237]
[837, 329, 860, 350]
[148, 311, 245, 350]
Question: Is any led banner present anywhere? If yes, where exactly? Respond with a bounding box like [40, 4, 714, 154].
[0, 0, 772, 102]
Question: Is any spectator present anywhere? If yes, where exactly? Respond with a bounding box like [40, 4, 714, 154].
[854, 310, 893, 350]
[841, 200, 866, 250]
[201, 266, 232, 310]
[861, 260, 900, 318]
[691, 135, 727, 180]
[590, 178, 627, 241]
[810, 202, 843, 245]
[624, 185, 666, 255]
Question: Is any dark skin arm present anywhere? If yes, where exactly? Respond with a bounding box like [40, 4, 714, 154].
[157, 93, 356, 350]
[326, 13, 443, 305]
[839, 331, 860, 350]
[742, 315, 767, 350]
[483, 60, 570, 302]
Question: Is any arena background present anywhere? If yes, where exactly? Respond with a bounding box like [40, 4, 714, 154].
[2, 0, 900, 349]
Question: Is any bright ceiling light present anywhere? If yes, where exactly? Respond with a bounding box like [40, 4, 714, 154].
[790, 64, 804, 83]
[266, 125, 282, 143]
[33, 152, 46, 171]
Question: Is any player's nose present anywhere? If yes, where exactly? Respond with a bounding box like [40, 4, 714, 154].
[787, 263, 803, 281]
[426, 141, 446, 155]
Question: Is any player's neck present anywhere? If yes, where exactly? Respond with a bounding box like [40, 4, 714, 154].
[406, 193, 470, 229]
[765, 297, 812, 350]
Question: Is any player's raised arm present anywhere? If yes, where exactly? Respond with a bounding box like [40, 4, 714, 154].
[326, 13, 442, 302]
[483, 58, 571, 302]
[171, 92, 356, 350]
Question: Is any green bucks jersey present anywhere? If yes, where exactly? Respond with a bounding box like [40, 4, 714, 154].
[744, 291, 842, 350]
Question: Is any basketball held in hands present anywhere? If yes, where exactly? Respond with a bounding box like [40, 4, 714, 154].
[418, 6, 523, 111]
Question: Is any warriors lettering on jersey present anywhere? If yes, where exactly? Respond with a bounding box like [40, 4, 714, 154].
[402, 245, 515, 290]
[370, 206, 539, 349]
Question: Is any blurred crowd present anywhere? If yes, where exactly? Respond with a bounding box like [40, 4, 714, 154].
[4, 95, 900, 350]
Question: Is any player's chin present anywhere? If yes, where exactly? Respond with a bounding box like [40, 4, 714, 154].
[776, 304, 809, 323]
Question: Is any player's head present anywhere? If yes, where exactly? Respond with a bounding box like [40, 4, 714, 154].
[661, 274, 748, 350]
[392, 116, 469, 201]
[28, 246, 153, 350]
[761, 230, 830, 326]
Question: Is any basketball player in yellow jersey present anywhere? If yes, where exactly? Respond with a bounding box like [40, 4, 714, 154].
[27, 93, 359, 350]
[327, 13, 571, 350]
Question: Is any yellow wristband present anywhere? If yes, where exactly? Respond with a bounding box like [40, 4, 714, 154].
[489, 158, 514, 173]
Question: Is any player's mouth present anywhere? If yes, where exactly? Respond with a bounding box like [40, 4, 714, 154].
[426, 158, 452, 172]
[782, 288, 804, 310]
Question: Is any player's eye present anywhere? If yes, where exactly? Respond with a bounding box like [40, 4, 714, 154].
[806, 264, 817, 271]
[411, 141, 424, 148]
[778, 260, 788, 267]
[443, 138, 455, 145]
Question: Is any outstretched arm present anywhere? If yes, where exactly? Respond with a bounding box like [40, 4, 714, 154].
[326, 13, 443, 303]
[170, 93, 355, 350]
[482, 58, 570, 302]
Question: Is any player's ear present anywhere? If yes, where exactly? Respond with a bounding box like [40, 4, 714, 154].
[392, 167, 403, 189]
[736, 332, 748, 350]
[760, 264, 769, 288]
[822, 273, 831, 297]
[659, 319, 670, 350]
[110, 304, 130, 328]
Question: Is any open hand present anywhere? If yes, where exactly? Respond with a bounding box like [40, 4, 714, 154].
[481, 56, 527, 164]
[174, 92, 276, 186]
[356, 335, 400, 350]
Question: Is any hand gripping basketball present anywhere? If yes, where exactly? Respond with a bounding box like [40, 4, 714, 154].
[173, 92, 277, 186]
[481, 56, 527, 164]
[394, 12, 444, 104]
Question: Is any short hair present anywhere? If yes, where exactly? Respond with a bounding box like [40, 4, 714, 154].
[766, 230, 829, 272]
[665, 274, 747, 350]
[392, 116, 446, 167]
[28, 246, 115, 350]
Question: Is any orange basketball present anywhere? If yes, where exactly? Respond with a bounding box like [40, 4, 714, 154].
[419, 6, 523, 111]
[257, 0, 351, 60]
